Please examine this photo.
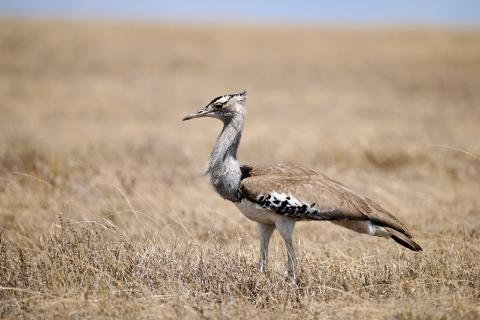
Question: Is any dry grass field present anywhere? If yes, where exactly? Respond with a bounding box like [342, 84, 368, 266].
[0, 20, 479, 319]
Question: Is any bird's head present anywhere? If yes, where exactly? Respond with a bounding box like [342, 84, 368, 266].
[182, 91, 247, 122]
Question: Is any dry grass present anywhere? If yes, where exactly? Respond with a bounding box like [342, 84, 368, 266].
[0, 20, 479, 319]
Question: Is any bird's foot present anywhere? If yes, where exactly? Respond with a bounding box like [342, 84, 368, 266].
[284, 270, 297, 287]
[256, 261, 267, 272]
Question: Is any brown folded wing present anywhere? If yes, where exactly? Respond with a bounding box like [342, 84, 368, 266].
[240, 164, 412, 238]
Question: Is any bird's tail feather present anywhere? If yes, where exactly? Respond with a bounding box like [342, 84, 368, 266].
[383, 226, 422, 251]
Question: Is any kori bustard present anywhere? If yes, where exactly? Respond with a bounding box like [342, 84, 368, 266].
[183, 91, 422, 281]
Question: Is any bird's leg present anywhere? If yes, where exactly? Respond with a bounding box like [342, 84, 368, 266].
[257, 223, 275, 272]
[285, 238, 297, 282]
[275, 218, 297, 283]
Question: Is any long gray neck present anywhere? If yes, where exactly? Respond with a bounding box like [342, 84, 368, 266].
[206, 112, 245, 202]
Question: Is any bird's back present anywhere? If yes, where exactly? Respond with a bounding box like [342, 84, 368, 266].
[240, 164, 414, 239]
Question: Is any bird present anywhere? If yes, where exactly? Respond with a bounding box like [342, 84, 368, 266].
[182, 91, 422, 282]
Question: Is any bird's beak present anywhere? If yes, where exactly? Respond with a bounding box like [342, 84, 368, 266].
[182, 108, 210, 121]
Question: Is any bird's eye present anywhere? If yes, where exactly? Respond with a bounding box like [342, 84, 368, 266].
[213, 103, 223, 109]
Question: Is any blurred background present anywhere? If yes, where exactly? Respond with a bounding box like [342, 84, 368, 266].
[0, 1, 479, 318]
[1, 0, 479, 264]
[2, 0, 480, 25]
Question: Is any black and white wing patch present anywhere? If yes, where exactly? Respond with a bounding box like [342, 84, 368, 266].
[255, 191, 337, 221]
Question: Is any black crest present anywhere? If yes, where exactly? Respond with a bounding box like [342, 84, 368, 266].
[209, 90, 247, 106]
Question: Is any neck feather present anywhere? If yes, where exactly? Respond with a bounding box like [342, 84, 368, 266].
[206, 111, 245, 202]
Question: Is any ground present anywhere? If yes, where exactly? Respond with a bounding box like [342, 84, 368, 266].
[0, 20, 479, 319]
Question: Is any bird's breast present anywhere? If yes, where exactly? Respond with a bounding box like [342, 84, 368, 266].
[235, 198, 283, 225]
[207, 157, 242, 202]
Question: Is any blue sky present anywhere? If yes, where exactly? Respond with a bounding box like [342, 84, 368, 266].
[1, 0, 479, 26]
